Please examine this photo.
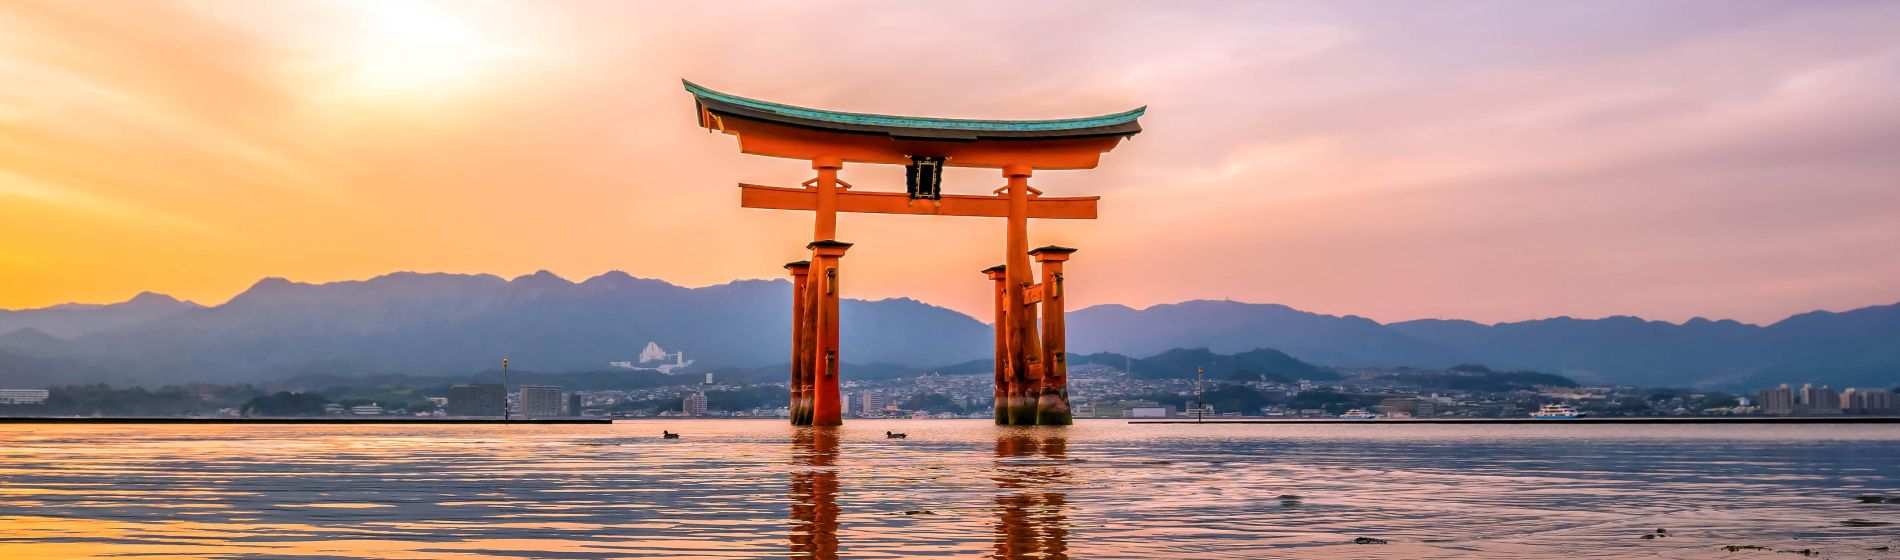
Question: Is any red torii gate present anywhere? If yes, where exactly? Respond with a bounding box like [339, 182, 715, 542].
[685, 80, 1143, 426]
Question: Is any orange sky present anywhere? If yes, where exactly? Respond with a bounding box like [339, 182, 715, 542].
[3, 0, 1899, 324]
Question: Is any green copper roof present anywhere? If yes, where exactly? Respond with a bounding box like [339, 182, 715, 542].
[684, 80, 1143, 139]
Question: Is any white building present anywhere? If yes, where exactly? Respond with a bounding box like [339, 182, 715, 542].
[610, 342, 696, 374]
[684, 392, 708, 416]
[0, 389, 50, 405]
[1129, 405, 1174, 418]
[639, 341, 669, 363]
[350, 403, 383, 415]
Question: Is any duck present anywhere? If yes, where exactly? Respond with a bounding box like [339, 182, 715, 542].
[886, 431, 907, 439]
[662, 430, 680, 439]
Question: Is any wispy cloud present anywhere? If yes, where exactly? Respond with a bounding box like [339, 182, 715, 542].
[0, 0, 1895, 324]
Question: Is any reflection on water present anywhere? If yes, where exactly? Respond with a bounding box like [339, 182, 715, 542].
[0, 421, 1897, 558]
[789, 428, 839, 559]
[994, 429, 1069, 559]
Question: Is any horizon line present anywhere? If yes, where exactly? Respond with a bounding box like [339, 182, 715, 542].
[7, 269, 1896, 330]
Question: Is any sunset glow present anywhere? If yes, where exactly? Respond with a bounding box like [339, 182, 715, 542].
[3, 0, 1898, 324]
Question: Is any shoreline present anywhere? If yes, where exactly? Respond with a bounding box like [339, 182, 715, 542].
[0, 417, 612, 424]
[1130, 416, 1900, 424]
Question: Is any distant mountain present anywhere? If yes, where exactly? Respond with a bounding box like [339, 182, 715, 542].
[1068, 300, 1461, 367]
[0, 271, 989, 386]
[1073, 347, 1336, 381]
[1069, 299, 1900, 390]
[1, 273, 1896, 391]
[0, 292, 200, 338]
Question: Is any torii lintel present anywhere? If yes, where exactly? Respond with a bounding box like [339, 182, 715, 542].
[738, 183, 1098, 220]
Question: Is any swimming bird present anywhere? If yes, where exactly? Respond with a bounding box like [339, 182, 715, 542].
[662, 431, 680, 439]
[886, 431, 907, 439]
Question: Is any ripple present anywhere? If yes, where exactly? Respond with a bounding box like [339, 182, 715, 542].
[0, 421, 1895, 558]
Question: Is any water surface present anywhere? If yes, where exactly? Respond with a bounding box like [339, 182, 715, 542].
[1, 420, 1896, 558]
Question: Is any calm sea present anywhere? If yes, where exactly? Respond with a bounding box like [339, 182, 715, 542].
[0, 420, 1896, 559]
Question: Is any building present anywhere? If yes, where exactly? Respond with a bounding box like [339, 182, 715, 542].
[639, 341, 669, 363]
[1866, 389, 1896, 413]
[567, 393, 584, 416]
[1758, 385, 1796, 415]
[683, 392, 708, 416]
[350, 403, 383, 415]
[1128, 401, 1173, 418]
[1843, 388, 1867, 414]
[1843, 388, 1896, 414]
[609, 341, 696, 374]
[860, 390, 888, 415]
[518, 385, 564, 418]
[447, 384, 506, 417]
[1800, 384, 1841, 414]
[0, 389, 50, 405]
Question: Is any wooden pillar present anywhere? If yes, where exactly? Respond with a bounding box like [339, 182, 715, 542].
[812, 156, 842, 240]
[983, 264, 1009, 423]
[808, 240, 851, 427]
[1030, 246, 1076, 425]
[785, 261, 811, 425]
[1002, 164, 1043, 425]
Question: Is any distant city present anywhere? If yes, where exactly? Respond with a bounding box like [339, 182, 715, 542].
[1, 342, 1892, 420]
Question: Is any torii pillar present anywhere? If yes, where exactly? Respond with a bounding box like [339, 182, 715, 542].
[1031, 245, 1076, 425]
[784, 260, 811, 425]
[983, 265, 1009, 420]
[1002, 166, 1043, 425]
[806, 240, 851, 427]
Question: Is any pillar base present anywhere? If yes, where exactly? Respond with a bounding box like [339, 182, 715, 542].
[1035, 391, 1073, 426]
[1008, 396, 1038, 425]
[795, 398, 814, 426]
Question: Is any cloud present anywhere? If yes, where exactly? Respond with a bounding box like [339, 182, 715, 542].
[0, 0, 1896, 325]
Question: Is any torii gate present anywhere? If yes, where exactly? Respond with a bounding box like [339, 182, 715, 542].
[685, 80, 1143, 426]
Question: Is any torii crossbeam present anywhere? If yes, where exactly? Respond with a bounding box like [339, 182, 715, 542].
[685, 80, 1143, 426]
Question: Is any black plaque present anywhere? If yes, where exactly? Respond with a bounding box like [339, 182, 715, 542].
[905, 156, 945, 200]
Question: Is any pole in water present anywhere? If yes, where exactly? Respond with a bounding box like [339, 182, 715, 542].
[502, 358, 510, 423]
[1196, 366, 1204, 423]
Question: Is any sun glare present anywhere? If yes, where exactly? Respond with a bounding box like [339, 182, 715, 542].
[326, 1, 528, 101]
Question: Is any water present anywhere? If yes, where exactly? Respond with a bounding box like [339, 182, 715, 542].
[0, 420, 1896, 559]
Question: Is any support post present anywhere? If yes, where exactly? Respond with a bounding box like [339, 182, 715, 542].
[1031, 246, 1076, 425]
[983, 265, 1009, 424]
[1002, 164, 1043, 425]
[812, 156, 843, 241]
[785, 261, 811, 425]
[807, 240, 851, 427]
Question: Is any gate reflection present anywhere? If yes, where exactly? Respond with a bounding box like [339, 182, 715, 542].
[993, 428, 1069, 559]
[790, 428, 839, 559]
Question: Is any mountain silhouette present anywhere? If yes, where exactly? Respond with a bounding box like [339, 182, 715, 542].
[0, 273, 1895, 390]
[0, 272, 988, 385]
[0, 292, 201, 338]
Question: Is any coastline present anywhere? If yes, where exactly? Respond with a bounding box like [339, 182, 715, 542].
[1130, 416, 1900, 424]
[0, 417, 612, 424]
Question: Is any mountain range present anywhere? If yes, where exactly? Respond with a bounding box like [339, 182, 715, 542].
[1, 271, 1896, 390]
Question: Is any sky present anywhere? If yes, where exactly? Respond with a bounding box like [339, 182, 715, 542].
[2, 0, 1898, 325]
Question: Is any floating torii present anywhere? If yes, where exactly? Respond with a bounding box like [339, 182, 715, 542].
[684, 80, 1143, 426]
